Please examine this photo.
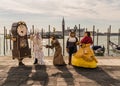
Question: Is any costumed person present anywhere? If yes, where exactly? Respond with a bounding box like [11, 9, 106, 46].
[66, 31, 78, 65]
[31, 32, 45, 65]
[72, 31, 98, 68]
[46, 35, 66, 66]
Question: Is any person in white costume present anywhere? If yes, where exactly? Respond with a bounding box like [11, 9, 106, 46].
[32, 32, 45, 65]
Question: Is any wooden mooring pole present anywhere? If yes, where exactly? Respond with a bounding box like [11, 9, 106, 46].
[4, 27, 6, 55]
[32, 25, 34, 34]
[41, 28, 43, 38]
[79, 24, 81, 41]
[5, 29, 8, 52]
[9, 30, 12, 50]
[74, 25, 77, 33]
[107, 25, 111, 56]
[93, 25, 95, 46]
[118, 29, 120, 45]
[96, 29, 99, 46]
[48, 25, 50, 56]
[62, 18, 65, 56]
[29, 31, 31, 50]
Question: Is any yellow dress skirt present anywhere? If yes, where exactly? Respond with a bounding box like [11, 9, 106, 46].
[72, 44, 97, 68]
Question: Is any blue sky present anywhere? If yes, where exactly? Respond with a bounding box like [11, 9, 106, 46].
[0, 0, 120, 33]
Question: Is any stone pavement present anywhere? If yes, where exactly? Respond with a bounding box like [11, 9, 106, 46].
[0, 56, 120, 86]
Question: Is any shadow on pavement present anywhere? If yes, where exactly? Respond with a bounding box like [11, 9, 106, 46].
[52, 66, 74, 86]
[2, 66, 32, 86]
[31, 65, 49, 86]
[73, 66, 120, 86]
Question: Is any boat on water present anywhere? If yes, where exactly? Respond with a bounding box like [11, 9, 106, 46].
[109, 41, 120, 53]
[92, 45, 105, 56]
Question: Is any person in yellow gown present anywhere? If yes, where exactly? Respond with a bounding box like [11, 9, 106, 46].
[72, 32, 98, 68]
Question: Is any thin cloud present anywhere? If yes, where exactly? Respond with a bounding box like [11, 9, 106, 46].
[0, 0, 120, 21]
[0, 0, 120, 33]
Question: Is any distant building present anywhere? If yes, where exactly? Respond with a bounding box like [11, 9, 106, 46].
[40, 18, 85, 38]
[64, 28, 85, 37]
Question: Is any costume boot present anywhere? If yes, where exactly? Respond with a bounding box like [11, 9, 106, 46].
[34, 58, 38, 64]
[18, 59, 25, 66]
[68, 57, 72, 65]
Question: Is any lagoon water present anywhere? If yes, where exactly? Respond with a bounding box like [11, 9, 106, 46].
[0, 35, 119, 57]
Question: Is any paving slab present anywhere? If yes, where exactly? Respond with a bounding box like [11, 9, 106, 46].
[0, 56, 120, 86]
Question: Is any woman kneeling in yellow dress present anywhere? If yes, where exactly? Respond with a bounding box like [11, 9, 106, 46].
[72, 32, 98, 68]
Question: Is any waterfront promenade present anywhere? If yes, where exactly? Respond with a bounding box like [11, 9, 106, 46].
[0, 56, 120, 86]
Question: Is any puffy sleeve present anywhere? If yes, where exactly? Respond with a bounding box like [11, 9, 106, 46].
[81, 36, 93, 44]
[81, 37, 87, 43]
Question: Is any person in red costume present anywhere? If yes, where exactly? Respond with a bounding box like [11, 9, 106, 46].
[81, 31, 93, 45]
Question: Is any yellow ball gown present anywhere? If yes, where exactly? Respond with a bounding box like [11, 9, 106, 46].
[72, 44, 97, 68]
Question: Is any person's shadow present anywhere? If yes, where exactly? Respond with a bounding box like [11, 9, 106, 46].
[51, 65, 74, 86]
[31, 65, 49, 86]
[73, 66, 120, 86]
[2, 66, 32, 86]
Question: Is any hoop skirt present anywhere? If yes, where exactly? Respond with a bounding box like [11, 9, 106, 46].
[72, 44, 97, 68]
